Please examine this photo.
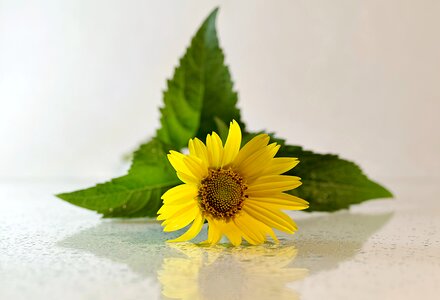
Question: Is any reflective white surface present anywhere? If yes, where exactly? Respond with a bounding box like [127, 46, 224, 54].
[1, 179, 439, 300]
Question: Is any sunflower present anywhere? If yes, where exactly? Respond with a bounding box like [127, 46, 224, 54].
[157, 120, 308, 245]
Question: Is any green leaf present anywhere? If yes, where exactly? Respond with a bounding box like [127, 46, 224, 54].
[57, 138, 180, 218]
[214, 117, 229, 142]
[156, 7, 243, 149]
[277, 144, 393, 211]
[57, 8, 245, 218]
[57, 7, 393, 218]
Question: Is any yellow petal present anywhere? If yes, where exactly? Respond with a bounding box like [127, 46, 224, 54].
[162, 206, 199, 232]
[168, 214, 205, 243]
[206, 132, 223, 168]
[157, 201, 194, 219]
[205, 219, 223, 245]
[241, 211, 274, 238]
[243, 204, 297, 234]
[246, 193, 309, 210]
[233, 134, 270, 166]
[221, 221, 242, 246]
[247, 175, 302, 195]
[221, 120, 242, 167]
[267, 229, 280, 243]
[176, 171, 199, 185]
[261, 157, 299, 176]
[188, 138, 208, 163]
[183, 155, 208, 180]
[161, 184, 198, 206]
[235, 143, 280, 179]
[167, 151, 190, 173]
[233, 215, 264, 245]
[168, 151, 198, 184]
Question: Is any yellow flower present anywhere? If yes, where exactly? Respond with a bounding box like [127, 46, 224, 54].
[157, 120, 308, 245]
[158, 243, 308, 300]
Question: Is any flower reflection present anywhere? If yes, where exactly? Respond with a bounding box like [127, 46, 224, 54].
[158, 243, 308, 300]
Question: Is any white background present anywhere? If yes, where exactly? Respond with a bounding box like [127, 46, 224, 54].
[1, 0, 439, 181]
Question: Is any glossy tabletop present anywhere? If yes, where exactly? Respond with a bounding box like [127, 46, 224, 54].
[1, 179, 439, 300]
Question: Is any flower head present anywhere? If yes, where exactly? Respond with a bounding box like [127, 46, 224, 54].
[157, 120, 308, 245]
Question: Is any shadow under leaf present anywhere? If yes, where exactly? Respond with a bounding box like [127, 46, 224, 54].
[292, 211, 393, 272]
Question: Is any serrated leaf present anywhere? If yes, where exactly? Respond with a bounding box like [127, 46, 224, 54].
[57, 7, 393, 218]
[57, 8, 245, 218]
[156, 8, 243, 149]
[57, 139, 180, 218]
[277, 144, 393, 211]
[214, 117, 229, 142]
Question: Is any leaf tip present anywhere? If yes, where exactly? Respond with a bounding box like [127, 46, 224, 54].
[56, 192, 76, 205]
[210, 7, 220, 17]
[371, 180, 394, 199]
[382, 187, 394, 198]
[55, 192, 67, 200]
[204, 7, 219, 27]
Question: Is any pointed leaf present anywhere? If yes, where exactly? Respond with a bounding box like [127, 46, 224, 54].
[57, 139, 180, 218]
[277, 145, 393, 211]
[157, 8, 243, 149]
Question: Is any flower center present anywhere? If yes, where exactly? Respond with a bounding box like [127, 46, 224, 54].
[199, 168, 246, 220]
